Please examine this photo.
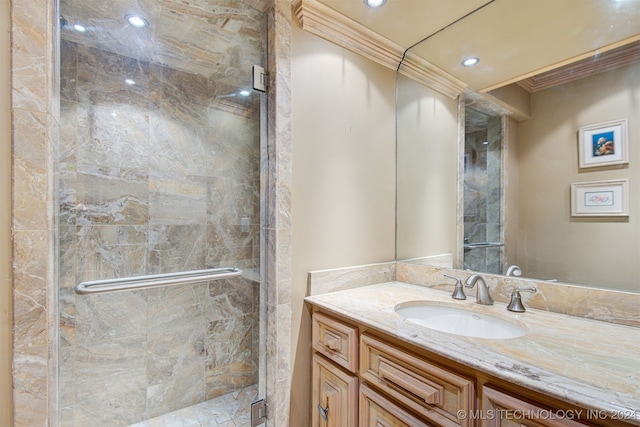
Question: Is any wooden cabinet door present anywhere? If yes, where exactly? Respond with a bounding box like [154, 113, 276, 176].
[313, 353, 359, 427]
[481, 386, 588, 427]
[360, 384, 434, 427]
[312, 312, 359, 372]
[360, 334, 474, 427]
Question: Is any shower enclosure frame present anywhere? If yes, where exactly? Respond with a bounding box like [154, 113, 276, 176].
[9, 0, 294, 426]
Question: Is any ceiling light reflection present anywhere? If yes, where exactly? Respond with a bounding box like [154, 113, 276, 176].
[126, 14, 149, 28]
[462, 57, 480, 67]
[364, 0, 386, 8]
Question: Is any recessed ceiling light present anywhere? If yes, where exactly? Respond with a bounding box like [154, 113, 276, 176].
[239, 89, 251, 97]
[364, 0, 386, 8]
[126, 14, 148, 28]
[73, 23, 86, 32]
[462, 57, 480, 67]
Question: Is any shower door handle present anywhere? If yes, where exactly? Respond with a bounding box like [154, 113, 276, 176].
[74, 267, 243, 295]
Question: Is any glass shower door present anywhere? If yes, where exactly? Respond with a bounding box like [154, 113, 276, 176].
[57, 1, 266, 425]
[463, 107, 504, 274]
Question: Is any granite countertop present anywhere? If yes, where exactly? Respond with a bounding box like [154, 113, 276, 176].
[305, 281, 640, 424]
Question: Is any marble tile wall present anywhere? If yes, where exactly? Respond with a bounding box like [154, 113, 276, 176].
[263, 1, 293, 426]
[11, 1, 293, 426]
[60, 276, 260, 426]
[11, 0, 57, 425]
[464, 114, 503, 274]
[57, 40, 262, 426]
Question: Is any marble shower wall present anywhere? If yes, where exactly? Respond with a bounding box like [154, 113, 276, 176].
[463, 115, 502, 274]
[58, 41, 261, 426]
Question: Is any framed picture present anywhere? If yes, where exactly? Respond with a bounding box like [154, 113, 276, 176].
[571, 179, 629, 217]
[578, 118, 628, 168]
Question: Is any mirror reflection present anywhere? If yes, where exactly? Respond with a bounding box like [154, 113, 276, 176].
[396, 1, 639, 293]
[463, 107, 504, 275]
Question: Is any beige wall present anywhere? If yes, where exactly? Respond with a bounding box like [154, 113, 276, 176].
[517, 62, 639, 291]
[396, 75, 459, 261]
[504, 116, 520, 270]
[290, 22, 396, 426]
[1, 0, 13, 423]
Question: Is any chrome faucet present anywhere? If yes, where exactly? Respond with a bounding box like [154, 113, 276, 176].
[465, 274, 494, 305]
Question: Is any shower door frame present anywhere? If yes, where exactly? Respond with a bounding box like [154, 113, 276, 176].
[9, 0, 294, 426]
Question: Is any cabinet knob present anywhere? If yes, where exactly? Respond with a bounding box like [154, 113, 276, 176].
[323, 332, 341, 351]
[317, 404, 329, 421]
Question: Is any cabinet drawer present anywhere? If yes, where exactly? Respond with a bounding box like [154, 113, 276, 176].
[312, 354, 358, 427]
[360, 383, 432, 427]
[360, 334, 474, 427]
[312, 312, 359, 372]
[481, 386, 588, 427]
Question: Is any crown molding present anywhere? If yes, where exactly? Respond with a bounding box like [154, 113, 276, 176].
[400, 52, 467, 100]
[293, 0, 403, 70]
[517, 40, 640, 93]
[293, 0, 465, 99]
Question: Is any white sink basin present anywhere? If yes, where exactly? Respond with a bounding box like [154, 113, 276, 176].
[395, 302, 526, 339]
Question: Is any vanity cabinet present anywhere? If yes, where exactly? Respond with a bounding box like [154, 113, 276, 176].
[310, 308, 636, 427]
[360, 383, 431, 426]
[312, 353, 358, 427]
[312, 312, 360, 426]
[480, 386, 588, 427]
[312, 311, 359, 372]
[311, 311, 473, 427]
[360, 334, 474, 426]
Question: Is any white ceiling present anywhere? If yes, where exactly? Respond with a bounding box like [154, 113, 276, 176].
[317, 0, 640, 91]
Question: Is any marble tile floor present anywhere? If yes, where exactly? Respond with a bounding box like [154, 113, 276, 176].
[128, 384, 258, 427]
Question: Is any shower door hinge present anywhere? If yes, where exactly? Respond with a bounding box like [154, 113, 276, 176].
[251, 398, 267, 426]
[252, 65, 267, 92]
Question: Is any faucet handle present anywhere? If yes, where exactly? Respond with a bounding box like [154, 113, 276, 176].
[443, 274, 466, 300]
[507, 287, 537, 312]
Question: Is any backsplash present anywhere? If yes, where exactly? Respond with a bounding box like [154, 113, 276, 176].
[307, 262, 396, 295]
[309, 261, 639, 327]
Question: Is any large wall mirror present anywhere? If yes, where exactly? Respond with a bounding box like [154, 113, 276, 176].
[396, 0, 639, 293]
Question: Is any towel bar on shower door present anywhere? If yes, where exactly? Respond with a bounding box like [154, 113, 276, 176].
[74, 267, 243, 295]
